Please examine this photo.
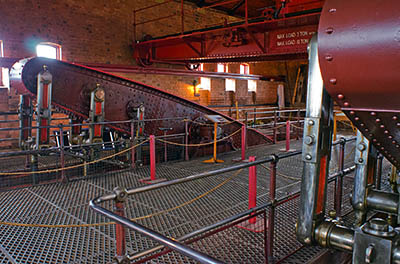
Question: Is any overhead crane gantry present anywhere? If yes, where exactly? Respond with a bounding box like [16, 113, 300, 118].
[132, 0, 324, 65]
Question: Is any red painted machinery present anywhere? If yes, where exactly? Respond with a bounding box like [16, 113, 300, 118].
[297, 0, 400, 263]
[9, 57, 271, 156]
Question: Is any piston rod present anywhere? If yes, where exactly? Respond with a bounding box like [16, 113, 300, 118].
[366, 190, 399, 215]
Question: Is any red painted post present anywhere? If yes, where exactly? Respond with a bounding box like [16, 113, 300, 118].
[248, 156, 257, 224]
[267, 157, 277, 263]
[150, 135, 156, 181]
[241, 125, 246, 161]
[115, 201, 126, 258]
[285, 120, 290, 151]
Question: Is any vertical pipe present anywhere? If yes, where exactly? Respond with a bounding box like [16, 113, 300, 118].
[248, 156, 257, 224]
[273, 110, 277, 144]
[376, 154, 383, 190]
[131, 121, 135, 168]
[59, 124, 66, 183]
[285, 120, 290, 151]
[241, 125, 246, 161]
[335, 138, 345, 216]
[267, 158, 277, 263]
[115, 201, 126, 258]
[185, 120, 189, 161]
[213, 122, 217, 161]
[150, 135, 156, 181]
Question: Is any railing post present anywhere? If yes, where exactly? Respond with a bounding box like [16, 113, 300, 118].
[113, 187, 128, 264]
[296, 109, 301, 140]
[248, 156, 257, 224]
[185, 120, 189, 161]
[267, 155, 277, 263]
[273, 110, 277, 144]
[285, 120, 290, 151]
[59, 124, 66, 183]
[335, 138, 345, 217]
[150, 135, 156, 181]
[130, 120, 135, 169]
[376, 154, 383, 190]
[241, 125, 246, 161]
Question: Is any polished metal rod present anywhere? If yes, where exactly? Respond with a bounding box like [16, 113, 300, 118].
[89, 200, 224, 264]
[366, 190, 399, 214]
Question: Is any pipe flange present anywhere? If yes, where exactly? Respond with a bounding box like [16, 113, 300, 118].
[362, 218, 397, 238]
[113, 187, 128, 203]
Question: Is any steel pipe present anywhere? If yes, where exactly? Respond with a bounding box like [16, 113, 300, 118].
[366, 190, 399, 215]
[314, 221, 354, 252]
[89, 200, 224, 264]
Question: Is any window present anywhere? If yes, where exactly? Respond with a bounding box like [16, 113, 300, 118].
[199, 77, 211, 91]
[240, 64, 249, 75]
[240, 63, 257, 92]
[225, 78, 235, 92]
[217, 63, 228, 73]
[248, 80, 257, 92]
[36, 42, 62, 60]
[0, 40, 9, 88]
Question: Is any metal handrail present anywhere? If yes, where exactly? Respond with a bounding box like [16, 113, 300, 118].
[89, 136, 356, 263]
[129, 164, 356, 262]
[0, 117, 188, 132]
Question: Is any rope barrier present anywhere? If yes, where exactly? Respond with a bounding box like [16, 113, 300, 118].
[0, 169, 243, 228]
[156, 127, 242, 147]
[182, 118, 236, 127]
[0, 140, 149, 176]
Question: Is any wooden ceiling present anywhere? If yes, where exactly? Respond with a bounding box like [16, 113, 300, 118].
[184, 0, 277, 18]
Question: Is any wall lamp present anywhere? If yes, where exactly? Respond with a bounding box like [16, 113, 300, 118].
[193, 80, 200, 97]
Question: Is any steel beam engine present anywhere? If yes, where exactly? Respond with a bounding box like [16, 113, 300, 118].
[297, 0, 400, 263]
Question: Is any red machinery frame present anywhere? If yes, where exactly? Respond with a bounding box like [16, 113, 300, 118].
[133, 0, 324, 65]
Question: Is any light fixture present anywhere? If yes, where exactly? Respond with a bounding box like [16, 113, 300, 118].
[193, 80, 200, 97]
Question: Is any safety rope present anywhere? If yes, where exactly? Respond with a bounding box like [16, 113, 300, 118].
[182, 118, 236, 127]
[0, 140, 149, 176]
[156, 127, 242, 147]
[0, 169, 243, 228]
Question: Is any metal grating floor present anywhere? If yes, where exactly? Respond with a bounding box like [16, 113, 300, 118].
[0, 137, 388, 263]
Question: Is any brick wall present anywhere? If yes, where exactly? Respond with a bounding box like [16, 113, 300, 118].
[0, 0, 297, 147]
